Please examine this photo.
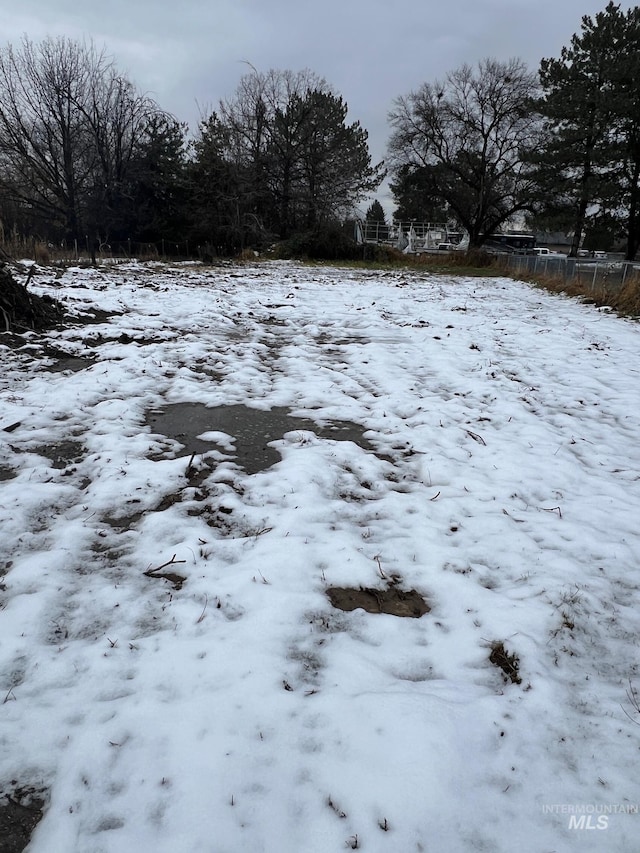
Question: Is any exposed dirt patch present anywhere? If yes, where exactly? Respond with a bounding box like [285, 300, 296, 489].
[101, 504, 145, 530]
[41, 346, 96, 373]
[489, 641, 522, 684]
[0, 466, 16, 481]
[326, 586, 430, 618]
[31, 440, 84, 470]
[0, 784, 47, 852]
[146, 403, 386, 475]
[66, 308, 122, 327]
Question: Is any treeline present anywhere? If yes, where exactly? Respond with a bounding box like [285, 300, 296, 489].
[0, 43, 383, 257]
[389, 2, 640, 258]
[2, 2, 640, 259]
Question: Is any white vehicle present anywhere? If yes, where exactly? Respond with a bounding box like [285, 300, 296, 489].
[531, 247, 565, 258]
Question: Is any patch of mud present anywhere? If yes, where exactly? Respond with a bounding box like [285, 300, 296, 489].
[326, 586, 430, 618]
[0, 466, 16, 481]
[101, 506, 145, 530]
[146, 403, 384, 475]
[66, 308, 123, 327]
[31, 440, 84, 470]
[42, 346, 96, 373]
[0, 785, 47, 853]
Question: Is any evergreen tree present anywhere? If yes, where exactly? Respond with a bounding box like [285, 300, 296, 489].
[294, 90, 383, 229]
[532, 2, 626, 256]
[610, 5, 640, 258]
[195, 70, 384, 246]
[125, 115, 189, 244]
[365, 199, 386, 223]
[389, 164, 449, 222]
[188, 113, 249, 254]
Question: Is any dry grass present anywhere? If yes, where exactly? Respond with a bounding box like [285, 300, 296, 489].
[505, 263, 640, 318]
[489, 640, 522, 685]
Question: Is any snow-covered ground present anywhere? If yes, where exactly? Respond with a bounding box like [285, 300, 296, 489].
[1, 260, 639, 853]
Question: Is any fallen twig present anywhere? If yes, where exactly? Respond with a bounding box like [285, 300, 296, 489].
[185, 452, 196, 478]
[145, 554, 186, 575]
[465, 429, 486, 446]
[541, 506, 563, 518]
[196, 595, 208, 624]
[144, 553, 187, 589]
[621, 678, 640, 726]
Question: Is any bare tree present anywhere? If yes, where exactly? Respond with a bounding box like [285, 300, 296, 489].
[0, 35, 163, 245]
[388, 58, 541, 247]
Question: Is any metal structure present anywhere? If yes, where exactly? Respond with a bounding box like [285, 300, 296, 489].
[357, 220, 462, 251]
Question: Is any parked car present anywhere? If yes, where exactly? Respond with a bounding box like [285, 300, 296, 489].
[530, 247, 566, 258]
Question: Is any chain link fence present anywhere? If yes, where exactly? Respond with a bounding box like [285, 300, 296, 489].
[498, 253, 640, 294]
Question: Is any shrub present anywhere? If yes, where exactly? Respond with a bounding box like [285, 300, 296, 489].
[34, 242, 50, 265]
[446, 248, 494, 267]
[273, 223, 361, 261]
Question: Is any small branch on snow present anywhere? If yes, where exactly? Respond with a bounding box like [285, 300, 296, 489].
[465, 429, 486, 446]
[541, 506, 563, 519]
[185, 452, 196, 478]
[145, 554, 187, 575]
[196, 595, 208, 624]
[621, 679, 640, 726]
[144, 553, 187, 589]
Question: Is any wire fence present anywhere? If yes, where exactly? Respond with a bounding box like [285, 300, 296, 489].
[1, 237, 205, 266]
[498, 253, 640, 293]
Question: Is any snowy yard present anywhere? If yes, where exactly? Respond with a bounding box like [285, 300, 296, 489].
[1, 260, 639, 853]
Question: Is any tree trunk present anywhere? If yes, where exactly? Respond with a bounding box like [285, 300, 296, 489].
[625, 160, 640, 260]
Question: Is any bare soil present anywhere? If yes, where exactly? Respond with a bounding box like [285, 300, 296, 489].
[327, 586, 430, 618]
[0, 786, 46, 853]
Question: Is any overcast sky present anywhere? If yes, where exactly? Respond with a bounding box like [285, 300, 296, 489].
[3, 0, 633, 213]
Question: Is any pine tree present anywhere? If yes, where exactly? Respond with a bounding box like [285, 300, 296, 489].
[532, 2, 626, 256]
[209, 70, 384, 243]
[365, 199, 386, 223]
[389, 165, 449, 222]
[610, 5, 640, 258]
